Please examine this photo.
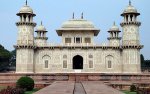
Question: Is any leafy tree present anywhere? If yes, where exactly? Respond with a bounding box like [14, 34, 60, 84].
[9, 49, 16, 67]
[0, 44, 11, 71]
[140, 54, 150, 70]
[144, 60, 150, 68]
[140, 54, 145, 68]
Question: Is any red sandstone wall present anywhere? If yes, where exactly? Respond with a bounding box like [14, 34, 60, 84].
[0, 73, 150, 89]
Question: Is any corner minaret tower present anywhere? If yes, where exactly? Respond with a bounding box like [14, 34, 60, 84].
[120, 1, 143, 73]
[15, 1, 36, 73]
[108, 22, 121, 46]
[35, 22, 48, 46]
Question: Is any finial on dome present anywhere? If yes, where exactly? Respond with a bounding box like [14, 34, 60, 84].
[129, 0, 131, 6]
[113, 21, 116, 26]
[41, 21, 43, 25]
[72, 12, 75, 19]
[81, 12, 84, 19]
[25, 0, 28, 5]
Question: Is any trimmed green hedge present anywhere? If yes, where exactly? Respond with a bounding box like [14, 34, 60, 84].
[16, 76, 34, 91]
[130, 85, 136, 92]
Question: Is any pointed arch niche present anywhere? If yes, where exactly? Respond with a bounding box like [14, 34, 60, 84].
[42, 55, 51, 69]
[105, 55, 114, 69]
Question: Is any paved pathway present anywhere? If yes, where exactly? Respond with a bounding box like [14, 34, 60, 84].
[34, 81, 74, 94]
[82, 81, 124, 94]
[73, 82, 86, 94]
[34, 81, 124, 94]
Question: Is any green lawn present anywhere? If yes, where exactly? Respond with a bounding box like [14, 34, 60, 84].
[24, 88, 39, 94]
[122, 91, 137, 94]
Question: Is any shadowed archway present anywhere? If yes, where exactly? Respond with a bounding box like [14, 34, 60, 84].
[73, 55, 83, 69]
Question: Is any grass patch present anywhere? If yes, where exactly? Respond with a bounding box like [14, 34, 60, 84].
[24, 88, 39, 94]
[122, 90, 137, 94]
[0, 86, 6, 90]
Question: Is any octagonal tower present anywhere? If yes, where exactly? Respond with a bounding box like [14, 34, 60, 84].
[15, 1, 36, 73]
[120, 1, 143, 73]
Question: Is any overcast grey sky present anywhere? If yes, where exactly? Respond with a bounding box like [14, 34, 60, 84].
[0, 0, 149, 59]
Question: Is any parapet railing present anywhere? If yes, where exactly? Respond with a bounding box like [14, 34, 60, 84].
[36, 43, 109, 47]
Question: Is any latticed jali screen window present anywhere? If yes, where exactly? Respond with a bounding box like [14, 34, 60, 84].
[89, 60, 93, 68]
[65, 38, 71, 43]
[85, 38, 91, 43]
[108, 61, 112, 68]
[89, 55, 93, 58]
[45, 60, 48, 68]
[63, 60, 67, 68]
[63, 55, 67, 59]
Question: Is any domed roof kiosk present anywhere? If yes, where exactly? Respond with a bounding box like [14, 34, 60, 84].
[56, 13, 100, 36]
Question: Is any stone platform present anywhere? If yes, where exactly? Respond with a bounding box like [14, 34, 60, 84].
[34, 81, 124, 94]
[0, 73, 150, 90]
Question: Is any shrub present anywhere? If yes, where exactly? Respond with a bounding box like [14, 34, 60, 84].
[16, 76, 34, 91]
[130, 84, 136, 92]
[0, 86, 25, 94]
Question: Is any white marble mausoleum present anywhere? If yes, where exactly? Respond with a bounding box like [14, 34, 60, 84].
[15, 1, 143, 73]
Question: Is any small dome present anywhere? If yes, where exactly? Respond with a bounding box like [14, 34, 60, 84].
[36, 22, 46, 31]
[19, 5, 33, 14]
[109, 22, 120, 31]
[123, 1, 138, 14]
[61, 19, 95, 28]
[36, 25, 46, 31]
[123, 5, 137, 14]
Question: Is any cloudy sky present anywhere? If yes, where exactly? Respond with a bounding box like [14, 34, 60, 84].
[0, 0, 149, 59]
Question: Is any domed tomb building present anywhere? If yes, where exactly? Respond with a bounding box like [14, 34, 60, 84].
[15, 1, 143, 73]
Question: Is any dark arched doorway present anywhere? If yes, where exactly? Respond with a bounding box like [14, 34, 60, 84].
[73, 55, 83, 69]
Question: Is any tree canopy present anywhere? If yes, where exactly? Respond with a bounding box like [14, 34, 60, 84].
[0, 44, 11, 71]
[141, 54, 150, 70]
[141, 54, 145, 68]
[10, 49, 16, 67]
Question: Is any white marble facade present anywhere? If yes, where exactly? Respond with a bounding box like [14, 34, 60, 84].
[15, 2, 143, 73]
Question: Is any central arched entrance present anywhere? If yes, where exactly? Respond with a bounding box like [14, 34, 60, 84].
[73, 55, 83, 69]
